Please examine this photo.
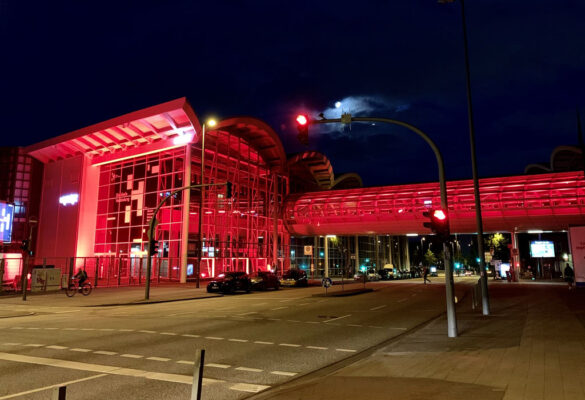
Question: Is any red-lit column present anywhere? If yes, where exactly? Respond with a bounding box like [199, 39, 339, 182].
[511, 229, 519, 282]
[180, 144, 192, 284]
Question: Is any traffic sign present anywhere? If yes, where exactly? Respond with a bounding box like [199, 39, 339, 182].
[322, 277, 332, 288]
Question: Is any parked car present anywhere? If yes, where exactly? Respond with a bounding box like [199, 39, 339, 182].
[353, 269, 381, 281]
[280, 269, 308, 287]
[250, 271, 280, 290]
[206, 272, 251, 294]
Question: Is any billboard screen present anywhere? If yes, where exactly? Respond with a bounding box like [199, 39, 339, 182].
[530, 241, 555, 258]
[0, 202, 14, 243]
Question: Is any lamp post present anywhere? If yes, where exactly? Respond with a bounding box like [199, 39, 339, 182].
[196, 119, 217, 289]
[440, 0, 490, 315]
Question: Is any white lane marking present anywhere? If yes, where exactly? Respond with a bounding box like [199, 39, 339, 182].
[279, 299, 293, 302]
[46, 345, 68, 350]
[348, 324, 363, 327]
[279, 343, 301, 348]
[237, 312, 258, 316]
[160, 332, 177, 336]
[298, 303, 310, 306]
[230, 383, 270, 393]
[182, 334, 200, 338]
[121, 354, 143, 359]
[397, 298, 408, 303]
[206, 363, 230, 369]
[389, 327, 408, 331]
[271, 371, 297, 376]
[268, 318, 281, 321]
[336, 348, 357, 353]
[228, 339, 248, 343]
[44, 327, 59, 330]
[26, 327, 40, 330]
[0, 373, 107, 400]
[306, 346, 327, 350]
[324, 314, 351, 323]
[94, 351, 117, 356]
[99, 328, 115, 331]
[370, 305, 387, 311]
[139, 330, 156, 334]
[271, 307, 287, 310]
[63, 328, 77, 331]
[24, 344, 44, 347]
[119, 329, 134, 332]
[177, 360, 195, 365]
[236, 366, 263, 372]
[305, 321, 320, 324]
[147, 356, 170, 362]
[287, 320, 300, 323]
[254, 341, 274, 345]
[0, 352, 222, 385]
[70, 348, 91, 352]
[81, 328, 96, 331]
[205, 336, 224, 340]
[2, 343, 21, 346]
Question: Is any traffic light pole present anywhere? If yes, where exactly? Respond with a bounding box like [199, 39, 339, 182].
[312, 115, 458, 337]
[144, 181, 231, 300]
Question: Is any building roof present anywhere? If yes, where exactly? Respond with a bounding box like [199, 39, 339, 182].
[24, 98, 201, 164]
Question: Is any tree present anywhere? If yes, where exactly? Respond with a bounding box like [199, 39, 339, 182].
[424, 249, 438, 267]
[485, 233, 510, 262]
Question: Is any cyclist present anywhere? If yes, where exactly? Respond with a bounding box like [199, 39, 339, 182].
[74, 268, 88, 287]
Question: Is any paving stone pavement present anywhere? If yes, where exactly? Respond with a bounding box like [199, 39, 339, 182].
[251, 283, 585, 400]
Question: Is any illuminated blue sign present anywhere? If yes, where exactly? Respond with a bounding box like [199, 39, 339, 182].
[0, 202, 14, 243]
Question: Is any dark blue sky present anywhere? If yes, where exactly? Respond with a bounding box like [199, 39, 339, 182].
[1, 1, 583, 186]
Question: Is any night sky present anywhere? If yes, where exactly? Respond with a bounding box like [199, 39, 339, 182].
[1, 1, 584, 187]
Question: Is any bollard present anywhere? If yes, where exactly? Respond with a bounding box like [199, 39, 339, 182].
[52, 386, 66, 400]
[191, 349, 205, 400]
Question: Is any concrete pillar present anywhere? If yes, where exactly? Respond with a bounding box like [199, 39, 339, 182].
[354, 235, 359, 272]
[180, 144, 192, 284]
[324, 236, 329, 278]
[511, 230, 519, 281]
[403, 236, 411, 270]
[375, 235, 380, 270]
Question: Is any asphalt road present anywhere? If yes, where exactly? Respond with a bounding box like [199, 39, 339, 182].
[0, 278, 473, 399]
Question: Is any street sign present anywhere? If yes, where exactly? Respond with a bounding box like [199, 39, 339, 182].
[322, 277, 332, 288]
[304, 245, 313, 256]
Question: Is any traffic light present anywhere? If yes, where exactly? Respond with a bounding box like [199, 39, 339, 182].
[296, 114, 309, 146]
[226, 181, 233, 199]
[148, 239, 159, 255]
[422, 208, 450, 241]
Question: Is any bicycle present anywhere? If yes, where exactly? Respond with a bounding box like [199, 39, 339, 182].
[65, 279, 93, 297]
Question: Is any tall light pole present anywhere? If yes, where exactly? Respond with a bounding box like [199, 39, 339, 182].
[196, 119, 217, 289]
[440, 0, 490, 315]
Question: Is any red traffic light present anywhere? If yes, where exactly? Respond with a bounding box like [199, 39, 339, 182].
[433, 209, 447, 220]
[296, 114, 308, 125]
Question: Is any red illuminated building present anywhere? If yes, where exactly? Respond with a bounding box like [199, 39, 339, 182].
[1, 98, 584, 287]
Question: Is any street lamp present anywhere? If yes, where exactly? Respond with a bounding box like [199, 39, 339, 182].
[439, 0, 490, 315]
[196, 118, 217, 289]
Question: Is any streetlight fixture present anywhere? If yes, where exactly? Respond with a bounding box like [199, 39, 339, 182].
[439, 0, 490, 315]
[196, 118, 217, 289]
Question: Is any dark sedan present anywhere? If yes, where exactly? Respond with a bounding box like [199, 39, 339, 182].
[206, 272, 251, 294]
[251, 271, 280, 290]
[280, 269, 308, 287]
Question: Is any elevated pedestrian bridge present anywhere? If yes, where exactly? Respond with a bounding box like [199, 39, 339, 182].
[284, 171, 585, 236]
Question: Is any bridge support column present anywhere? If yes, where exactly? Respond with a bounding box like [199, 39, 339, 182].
[324, 236, 329, 278]
[511, 230, 519, 282]
[403, 236, 411, 270]
[354, 235, 359, 273]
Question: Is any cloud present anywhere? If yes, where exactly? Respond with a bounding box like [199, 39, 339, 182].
[312, 95, 411, 138]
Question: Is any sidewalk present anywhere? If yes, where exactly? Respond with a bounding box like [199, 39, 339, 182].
[251, 282, 585, 400]
[0, 284, 219, 312]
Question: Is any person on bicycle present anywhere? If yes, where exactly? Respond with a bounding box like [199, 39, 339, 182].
[74, 268, 88, 286]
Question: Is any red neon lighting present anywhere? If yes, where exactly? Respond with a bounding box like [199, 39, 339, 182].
[296, 115, 308, 125]
[433, 209, 447, 220]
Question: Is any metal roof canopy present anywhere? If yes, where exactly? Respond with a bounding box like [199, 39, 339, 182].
[24, 98, 201, 164]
